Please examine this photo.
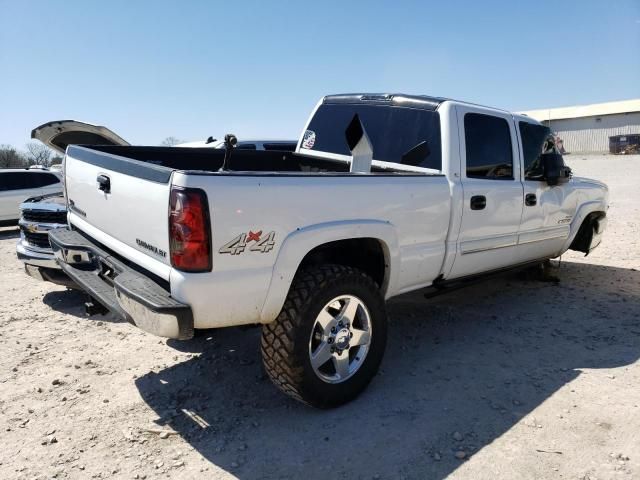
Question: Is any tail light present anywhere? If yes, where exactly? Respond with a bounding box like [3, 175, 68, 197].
[169, 187, 211, 272]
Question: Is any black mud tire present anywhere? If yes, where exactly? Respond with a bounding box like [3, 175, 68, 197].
[261, 264, 387, 408]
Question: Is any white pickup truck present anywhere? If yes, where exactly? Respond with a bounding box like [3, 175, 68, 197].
[49, 93, 608, 407]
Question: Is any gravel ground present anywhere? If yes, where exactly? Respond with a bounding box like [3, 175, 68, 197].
[1, 154, 638, 480]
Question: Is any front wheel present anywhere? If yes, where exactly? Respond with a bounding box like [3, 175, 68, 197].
[261, 264, 387, 408]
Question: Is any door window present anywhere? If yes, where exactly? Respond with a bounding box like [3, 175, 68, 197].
[464, 113, 513, 179]
[519, 122, 552, 179]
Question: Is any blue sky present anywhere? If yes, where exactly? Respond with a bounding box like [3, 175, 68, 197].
[1, 0, 639, 149]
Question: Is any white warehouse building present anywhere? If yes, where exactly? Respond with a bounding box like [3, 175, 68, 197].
[520, 99, 640, 153]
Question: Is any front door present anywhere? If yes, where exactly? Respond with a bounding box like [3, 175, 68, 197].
[449, 106, 524, 279]
[515, 119, 575, 262]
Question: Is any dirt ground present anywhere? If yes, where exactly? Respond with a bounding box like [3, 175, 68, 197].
[1, 154, 638, 480]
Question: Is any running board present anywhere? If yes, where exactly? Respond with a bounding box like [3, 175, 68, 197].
[423, 259, 549, 299]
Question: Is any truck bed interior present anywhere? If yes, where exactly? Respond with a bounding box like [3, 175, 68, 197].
[84, 145, 428, 175]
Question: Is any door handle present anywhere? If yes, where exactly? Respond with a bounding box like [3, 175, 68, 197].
[97, 174, 111, 194]
[525, 193, 537, 206]
[470, 195, 486, 210]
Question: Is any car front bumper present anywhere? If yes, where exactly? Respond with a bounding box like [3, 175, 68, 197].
[16, 239, 59, 269]
[48, 228, 194, 340]
[16, 240, 77, 288]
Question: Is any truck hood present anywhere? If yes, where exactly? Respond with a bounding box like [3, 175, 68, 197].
[572, 176, 609, 191]
[20, 192, 66, 210]
[31, 120, 129, 154]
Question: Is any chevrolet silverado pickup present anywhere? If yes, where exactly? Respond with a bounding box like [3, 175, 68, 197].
[48, 93, 608, 407]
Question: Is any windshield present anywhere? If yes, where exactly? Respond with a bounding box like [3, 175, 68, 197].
[302, 104, 442, 170]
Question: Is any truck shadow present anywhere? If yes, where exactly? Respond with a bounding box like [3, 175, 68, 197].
[43, 289, 124, 323]
[135, 261, 640, 479]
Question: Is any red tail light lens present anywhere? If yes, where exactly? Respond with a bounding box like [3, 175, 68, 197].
[169, 187, 211, 272]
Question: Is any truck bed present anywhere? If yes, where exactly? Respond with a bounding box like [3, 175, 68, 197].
[82, 145, 432, 175]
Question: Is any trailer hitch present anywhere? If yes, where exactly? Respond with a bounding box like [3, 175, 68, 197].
[84, 296, 109, 316]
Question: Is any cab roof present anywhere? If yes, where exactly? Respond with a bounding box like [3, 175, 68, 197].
[322, 93, 519, 117]
[323, 93, 445, 111]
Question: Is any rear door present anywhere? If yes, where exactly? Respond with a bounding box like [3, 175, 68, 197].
[449, 106, 523, 278]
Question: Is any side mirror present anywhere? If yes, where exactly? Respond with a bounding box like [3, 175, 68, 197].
[541, 152, 571, 186]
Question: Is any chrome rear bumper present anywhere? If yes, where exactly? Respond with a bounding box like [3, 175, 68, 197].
[48, 228, 193, 340]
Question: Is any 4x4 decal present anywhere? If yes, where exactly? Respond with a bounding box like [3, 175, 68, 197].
[219, 230, 276, 255]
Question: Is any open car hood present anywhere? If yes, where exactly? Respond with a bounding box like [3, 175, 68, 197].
[31, 120, 129, 153]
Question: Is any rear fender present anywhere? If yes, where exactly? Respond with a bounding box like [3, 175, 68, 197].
[259, 220, 399, 323]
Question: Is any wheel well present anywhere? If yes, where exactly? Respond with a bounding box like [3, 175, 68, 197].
[569, 211, 605, 254]
[297, 238, 388, 290]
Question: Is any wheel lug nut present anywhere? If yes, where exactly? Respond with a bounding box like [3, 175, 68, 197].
[328, 338, 334, 344]
[331, 327, 336, 333]
[338, 321, 343, 327]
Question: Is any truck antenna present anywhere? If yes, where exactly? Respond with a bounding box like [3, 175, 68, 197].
[218, 133, 237, 172]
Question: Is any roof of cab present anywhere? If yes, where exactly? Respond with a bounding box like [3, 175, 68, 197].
[323, 93, 446, 111]
[322, 93, 523, 118]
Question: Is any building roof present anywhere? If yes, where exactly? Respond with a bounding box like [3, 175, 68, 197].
[519, 98, 640, 122]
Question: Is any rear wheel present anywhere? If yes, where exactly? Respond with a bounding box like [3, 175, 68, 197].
[261, 264, 387, 408]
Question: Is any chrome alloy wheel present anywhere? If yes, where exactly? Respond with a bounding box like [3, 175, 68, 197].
[308, 295, 372, 384]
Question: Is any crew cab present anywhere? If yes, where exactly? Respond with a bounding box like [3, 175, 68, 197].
[48, 94, 608, 407]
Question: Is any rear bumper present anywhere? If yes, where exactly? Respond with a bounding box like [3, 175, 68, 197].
[49, 228, 194, 340]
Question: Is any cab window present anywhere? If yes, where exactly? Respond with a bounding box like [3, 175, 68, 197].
[464, 113, 513, 179]
[303, 104, 442, 170]
[519, 122, 552, 179]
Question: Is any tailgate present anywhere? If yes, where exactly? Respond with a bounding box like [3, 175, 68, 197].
[64, 146, 174, 280]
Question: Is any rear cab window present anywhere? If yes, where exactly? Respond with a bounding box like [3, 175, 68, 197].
[300, 104, 442, 171]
